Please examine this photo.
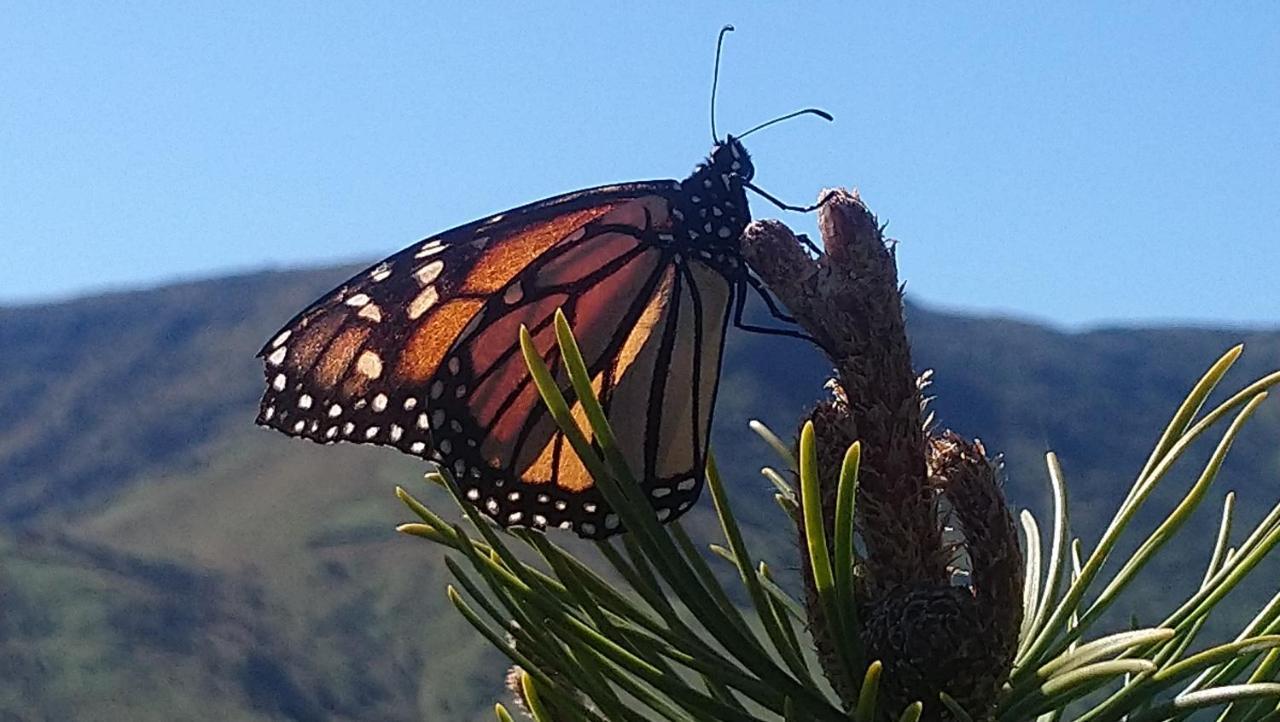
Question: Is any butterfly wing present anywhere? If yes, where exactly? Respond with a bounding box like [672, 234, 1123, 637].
[257, 183, 646, 454]
[257, 182, 733, 537]
[431, 198, 735, 537]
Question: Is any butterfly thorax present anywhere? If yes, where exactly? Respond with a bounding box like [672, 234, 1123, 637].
[664, 136, 753, 276]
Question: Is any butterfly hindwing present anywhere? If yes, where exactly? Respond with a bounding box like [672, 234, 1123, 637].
[425, 194, 735, 536]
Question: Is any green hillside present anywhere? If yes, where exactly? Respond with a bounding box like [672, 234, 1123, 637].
[1, 266, 1277, 720]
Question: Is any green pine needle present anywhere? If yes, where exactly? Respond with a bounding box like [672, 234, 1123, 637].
[393, 327, 1280, 722]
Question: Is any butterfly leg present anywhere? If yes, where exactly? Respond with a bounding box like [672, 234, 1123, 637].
[731, 280, 815, 342]
[744, 182, 838, 215]
[745, 273, 798, 324]
[796, 233, 824, 258]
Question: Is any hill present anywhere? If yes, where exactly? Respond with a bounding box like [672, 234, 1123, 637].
[1, 265, 1277, 720]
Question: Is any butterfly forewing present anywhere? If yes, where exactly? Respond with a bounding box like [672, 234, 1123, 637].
[256, 184, 658, 458]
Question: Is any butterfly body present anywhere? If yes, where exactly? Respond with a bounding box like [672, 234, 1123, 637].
[258, 137, 761, 538]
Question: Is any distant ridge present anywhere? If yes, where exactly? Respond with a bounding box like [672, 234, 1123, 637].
[1, 264, 1276, 720]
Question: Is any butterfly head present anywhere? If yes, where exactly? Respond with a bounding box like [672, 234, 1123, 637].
[710, 135, 754, 183]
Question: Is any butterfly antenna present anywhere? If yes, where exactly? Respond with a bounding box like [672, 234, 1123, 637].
[711, 24, 734, 142]
[737, 107, 833, 140]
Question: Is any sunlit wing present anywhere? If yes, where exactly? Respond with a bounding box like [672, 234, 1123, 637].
[256, 182, 732, 536]
[256, 182, 668, 455]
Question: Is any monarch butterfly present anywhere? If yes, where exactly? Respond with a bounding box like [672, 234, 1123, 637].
[256, 28, 827, 538]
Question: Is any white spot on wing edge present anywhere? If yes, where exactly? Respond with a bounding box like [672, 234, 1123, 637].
[407, 286, 439, 320]
[270, 330, 292, 348]
[344, 293, 371, 307]
[413, 260, 445, 286]
[357, 303, 383, 322]
[267, 347, 287, 366]
[503, 283, 524, 305]
[372, 393, 388, 412]
[414, 240, 447, 258]
[272, 373, 287, 391]
[356, 350, 383, 379]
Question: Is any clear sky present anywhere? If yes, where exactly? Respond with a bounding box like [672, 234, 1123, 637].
[3, 4, 1277, 328]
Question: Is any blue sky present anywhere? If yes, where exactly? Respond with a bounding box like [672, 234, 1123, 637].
[3, 4, 1276, 328]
